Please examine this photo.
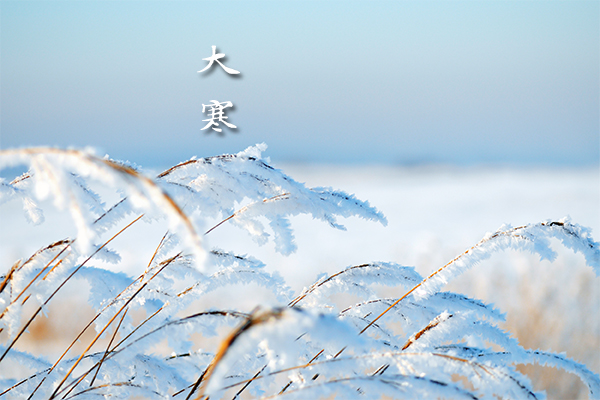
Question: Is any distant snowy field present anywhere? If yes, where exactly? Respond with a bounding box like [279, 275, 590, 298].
[4, 165, 598, 282]
[245, 164, 600, 281]
[1, 164, 598, 397]
[200, 164, 600, 304]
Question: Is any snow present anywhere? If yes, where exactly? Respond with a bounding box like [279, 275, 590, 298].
[203, 164, 599, 289]
[1, 151, 598, 399]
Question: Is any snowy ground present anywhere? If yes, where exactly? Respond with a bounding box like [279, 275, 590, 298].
[4, 164, 597, 285]
[234, 164, 600, 283]
[1, 164, 598, 398]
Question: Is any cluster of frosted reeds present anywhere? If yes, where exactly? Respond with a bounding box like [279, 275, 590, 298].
[0, 144, 598, 399]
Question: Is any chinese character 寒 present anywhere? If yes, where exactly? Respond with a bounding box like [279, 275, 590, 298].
[201, 100, 236, 133]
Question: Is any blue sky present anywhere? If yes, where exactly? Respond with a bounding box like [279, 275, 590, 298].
[1, 1, 598, 167]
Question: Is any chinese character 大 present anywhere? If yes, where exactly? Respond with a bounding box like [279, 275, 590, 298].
[197, 46, 240, 75]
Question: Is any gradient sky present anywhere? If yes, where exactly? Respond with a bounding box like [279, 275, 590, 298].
[2, 1, 598, 167]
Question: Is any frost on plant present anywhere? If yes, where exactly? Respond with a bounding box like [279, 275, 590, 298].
[0, 144, 598, 399]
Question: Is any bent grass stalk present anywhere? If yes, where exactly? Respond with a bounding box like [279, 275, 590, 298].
[199, 350, 497, 398]
[49, 252, 181, 399]
[0, 215, 144, 364]
[48, 231, 169, 375]
[199, 221, 596, 397]
[204, 193, 291, 235]
[358, 224, 532, 335]
[88, 307, 128, 388]
[1, 148, 205, 261]
[1, 145, 597, 399]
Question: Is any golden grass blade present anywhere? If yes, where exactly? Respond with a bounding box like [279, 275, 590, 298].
[60, 381, 161, 400]
[27, 375, 47, 400]
[50, 230, 167, 372]
[0, 240, 71, 301]
[234, 365, 267, 398]
[62, 309, 249, 400]
[0, 243, 71, 324]
[49, 253, 181, 399]
[0, 370, 44, 397]
[204, 193, 290, 235]
[189, 308, 286, 400]
[278, 349, 325, 395]
[48, 275, 143, 373]
[13, 243, 72, 304]
[96, 156, 204, 261]
[358, 225, 531, 336]
[57, 308, 130, 399]
[0, 215, 143, 363]
[1, 148, 205, 266]
[146, 231, 169, 270]
[0, 260, 21, 295]
[109, 305, 164, 352]
[401, 313, 453, 351]
[214, 351, 493, 397]
[89, 307, 129, 387]
[9, 171, 32, 185]
[288, 264, 370, 307]
[25, 306, 163, 400]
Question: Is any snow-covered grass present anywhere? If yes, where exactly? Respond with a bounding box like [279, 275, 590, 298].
[0, 145, 598, 399]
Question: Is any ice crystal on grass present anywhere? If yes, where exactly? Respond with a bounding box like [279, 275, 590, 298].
[0, 144, 598, 399]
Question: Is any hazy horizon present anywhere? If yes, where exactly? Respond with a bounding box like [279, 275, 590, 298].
[2, 1, 598, 168]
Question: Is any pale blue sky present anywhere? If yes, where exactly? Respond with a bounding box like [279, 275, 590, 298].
[2, 1, 598, 167]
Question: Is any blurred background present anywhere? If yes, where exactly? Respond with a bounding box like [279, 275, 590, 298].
[2, 1, 599, 398]
[1, 1, 598, 167]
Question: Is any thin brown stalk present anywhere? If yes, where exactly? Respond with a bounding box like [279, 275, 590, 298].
[401, 313, 452, 351]
[286, 239, 512, 392]
[41, 251, 71, 281]
[58, 309, 129, 399]
[281, 264, 386, 391]
[12, 243, 71, 303]
[9, 171, 32, 185]
[0, 372, 41, 397]
[0, 214, 143, 363]
[0, 239, 71, 300]
[358, 225, 531, 336]
[233, 365, 267, 399]
[110, 305, 164, 351]
[146, 231, 170, 270]
[156, 153, 268, 179]
[204, 193, 290, 235]
[92, 197, 127, 226]
[173, 383, 194, 397]
[48, 275, 144, 373]
[49, 253, 181, 399]
[1, 148, 203, 260]
[20, 294, 31, 305]
[96, 156, 203, 252]
[49, 229, 168, 373]
[297, 225, 538, 386]
[216, 351, 492, 396]
[22, 305, 157, 400]
[27, 375, 47, 400]
[0, 246, 70, 322]
[371, 364, 389, 376]
[278, 349, 325, 395]
[190, 308, 286, 400]
[89, 307, 129, 387]
[288, 263, 374, 307]
[60, 370, 89, 400]
[0, 259, 20, 294]
[63, 311, 247, 400]
[61, 381, 160, 400]
[156, 159, 199, 178]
